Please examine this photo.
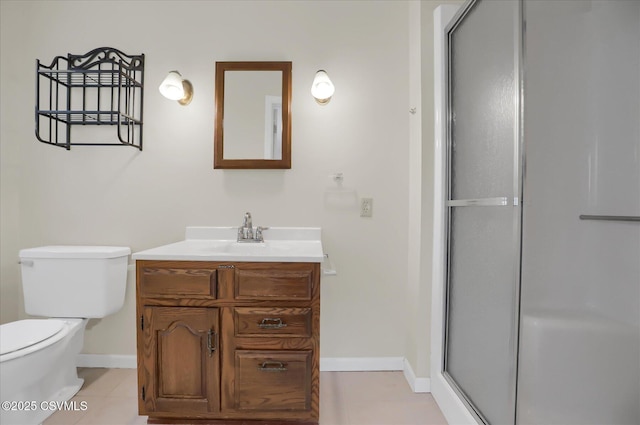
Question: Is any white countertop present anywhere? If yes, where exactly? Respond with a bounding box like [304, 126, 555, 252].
[132, 227, 324, 263]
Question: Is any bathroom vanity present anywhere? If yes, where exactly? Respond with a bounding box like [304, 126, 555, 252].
[132, 227, 323, 424]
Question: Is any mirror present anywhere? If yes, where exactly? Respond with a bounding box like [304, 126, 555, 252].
[214, 61, 292, 169]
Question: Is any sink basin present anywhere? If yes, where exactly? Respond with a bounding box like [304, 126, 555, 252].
[224, 241, 282, 254]
[132, 227, 323, 263]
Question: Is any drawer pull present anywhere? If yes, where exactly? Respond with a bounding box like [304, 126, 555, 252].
[258, 318, 288, 329]
[258, 361, 287, 372]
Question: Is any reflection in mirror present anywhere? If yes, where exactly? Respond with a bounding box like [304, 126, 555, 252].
[224, 71, 282, 159]
[214, 62, 292, 169]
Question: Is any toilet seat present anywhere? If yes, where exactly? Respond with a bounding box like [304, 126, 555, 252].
[0, 319, 65, 356]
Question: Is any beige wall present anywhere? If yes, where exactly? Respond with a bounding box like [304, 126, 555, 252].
[0, 0, 455, 379]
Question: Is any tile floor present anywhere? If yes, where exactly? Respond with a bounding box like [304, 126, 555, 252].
[43, 368, 448, 425]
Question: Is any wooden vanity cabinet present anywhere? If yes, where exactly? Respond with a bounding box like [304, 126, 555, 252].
[136, 260, 320, 425]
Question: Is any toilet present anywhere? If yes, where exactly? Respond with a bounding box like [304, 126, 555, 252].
[0, 245, 130, 425]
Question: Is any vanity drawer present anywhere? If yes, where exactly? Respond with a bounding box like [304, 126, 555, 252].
[234, 350, 311, 411]
[234, 307, 312, 337]
[140, 266, 217, 298]
[234, 264, 314, 301]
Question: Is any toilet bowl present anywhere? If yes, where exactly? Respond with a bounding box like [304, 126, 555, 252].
[0, 319, 87, 425]
[0, 246, 130, 425]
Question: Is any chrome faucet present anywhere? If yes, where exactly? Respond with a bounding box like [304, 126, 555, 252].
[243, 212, 253, 239]
[238, 212, 265, 243]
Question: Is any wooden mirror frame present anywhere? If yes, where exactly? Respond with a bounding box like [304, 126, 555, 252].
[214, 61, 292, 169]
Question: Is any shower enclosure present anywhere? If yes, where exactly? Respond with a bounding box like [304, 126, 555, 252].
[432, 1, 640, 424]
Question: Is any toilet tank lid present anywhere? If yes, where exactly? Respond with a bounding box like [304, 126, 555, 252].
[19, 246, 131, 259]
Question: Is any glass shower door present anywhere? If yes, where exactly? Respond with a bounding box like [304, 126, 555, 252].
[517, 1, 640, 424]
[443, 0, 522, 424]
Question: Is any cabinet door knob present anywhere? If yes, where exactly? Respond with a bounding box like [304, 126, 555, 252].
[258, 318, 287, 329]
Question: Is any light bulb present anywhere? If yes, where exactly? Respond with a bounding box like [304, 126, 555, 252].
[311, 70, 335, 104]
[159, 71, 185, 100]
[159, 71, 193, 105]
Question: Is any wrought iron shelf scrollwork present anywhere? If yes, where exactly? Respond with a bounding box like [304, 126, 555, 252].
[35, 47, 145, 150]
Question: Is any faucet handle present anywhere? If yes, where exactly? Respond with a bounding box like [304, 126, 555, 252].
[256, 226, 268, 242]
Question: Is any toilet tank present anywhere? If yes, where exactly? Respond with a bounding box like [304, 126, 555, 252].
[19, 246, 131, 318]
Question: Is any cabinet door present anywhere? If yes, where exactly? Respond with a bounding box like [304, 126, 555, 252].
[139, 306, 220, 415]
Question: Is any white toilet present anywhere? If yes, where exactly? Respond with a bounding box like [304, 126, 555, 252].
[0, 245, 130, 425]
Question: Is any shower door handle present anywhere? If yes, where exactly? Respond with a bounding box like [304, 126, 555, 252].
[447, 197, 512, 207]
[579, 215, 640, 222]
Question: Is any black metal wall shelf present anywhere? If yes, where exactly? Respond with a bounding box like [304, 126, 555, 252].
[36, 47, 145, 150]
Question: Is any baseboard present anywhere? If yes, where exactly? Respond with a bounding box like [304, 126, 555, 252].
[76, 354, 136, 369]
[320, 357, 404, 372]
[402, 358, 431, 393]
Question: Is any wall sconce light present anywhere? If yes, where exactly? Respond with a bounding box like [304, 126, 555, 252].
[159, 71, 193, 106]
[311, 70, 335, 105]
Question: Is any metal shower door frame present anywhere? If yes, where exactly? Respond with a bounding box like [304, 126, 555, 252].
[440, 0, 525, 423]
